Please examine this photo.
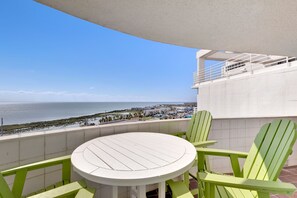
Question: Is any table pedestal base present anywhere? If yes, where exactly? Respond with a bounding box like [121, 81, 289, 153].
[130, 185, 146, 198]
[158, 182, 166, 198]
[112, 186, 118, 198]
[129, 182, 165, 198]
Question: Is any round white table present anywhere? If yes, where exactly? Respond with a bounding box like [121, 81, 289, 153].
[71, 132, 196, 198]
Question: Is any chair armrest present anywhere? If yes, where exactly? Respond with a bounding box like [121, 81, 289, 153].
[192, 140, 217, 147]
[75, 188, 96, 198]
[196, 148, 248, 158]
[1, 155, 71, 176]
[28, 181, 87, 198]
[1, 155, 72, 198]
[172, 131, 186, 138]
[199, 172, 297, 195]
[197, 148, 248, 177]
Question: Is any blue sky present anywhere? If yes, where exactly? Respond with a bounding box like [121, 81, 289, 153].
[0, 0, 198, 102]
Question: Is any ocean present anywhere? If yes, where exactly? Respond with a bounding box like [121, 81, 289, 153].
[0, 102, 180, 125]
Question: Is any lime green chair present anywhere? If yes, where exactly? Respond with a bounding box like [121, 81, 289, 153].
[168, 119, 297, 198]
[0, 155, 95, 198]
[170, 110, 215, 194]
[174, 110, 215, 148]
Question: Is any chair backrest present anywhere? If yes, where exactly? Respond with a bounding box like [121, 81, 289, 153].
[243, 119, 297, 181]
[185, 110, 212, 143]
[0, 174, 14, 198]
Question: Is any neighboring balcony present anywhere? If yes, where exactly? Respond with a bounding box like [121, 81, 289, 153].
[193, 54, 297, 86]
[1, 117, 297, 197]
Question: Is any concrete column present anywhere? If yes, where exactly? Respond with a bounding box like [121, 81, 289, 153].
[197, 57, 205, 83]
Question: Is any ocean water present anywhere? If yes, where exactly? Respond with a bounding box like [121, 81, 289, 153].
[0, 102, 179, 125]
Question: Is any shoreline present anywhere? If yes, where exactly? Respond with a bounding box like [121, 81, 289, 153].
[0, 102, 196, 135]
[0, 108, 140, 135]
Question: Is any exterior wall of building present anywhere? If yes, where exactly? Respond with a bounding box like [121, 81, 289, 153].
[1, 118, 297, 197]
[198, 62, 297, 118]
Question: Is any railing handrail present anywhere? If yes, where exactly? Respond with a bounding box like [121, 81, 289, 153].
[194, 53, 296, 84]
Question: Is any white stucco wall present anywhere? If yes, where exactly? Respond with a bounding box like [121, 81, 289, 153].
[0, 119, 188, 198]
[1, 118, 296, 197]
[198, 62, 297, 118]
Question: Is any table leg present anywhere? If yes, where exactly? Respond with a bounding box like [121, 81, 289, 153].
[158, 182, 166, 198]
[130, 186, 137, 198]
[137, 185, 146, 198]
[112, 186, 118, 198]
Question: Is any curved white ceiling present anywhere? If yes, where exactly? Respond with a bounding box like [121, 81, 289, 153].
[36, 0, 297, 56]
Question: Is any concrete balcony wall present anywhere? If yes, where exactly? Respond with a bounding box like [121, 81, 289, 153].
[0, 117, 297, 197]
[0, 119, 188, 197]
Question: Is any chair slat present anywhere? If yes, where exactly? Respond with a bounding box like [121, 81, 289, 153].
[192, 111, 205, 142]
[185, 112, 199, 140]
[0, 174, 14, 198]
[185, 111, 212, 144]
[265, 123, 297, 180]
[195, 111, 204, 142]
[217, 186, 232, 197]
[257, 120, 293, 180]
[247, 120, 281, 179]
[255, 120, 289, 180]
[189, 111, 203, 142]
[199, 111, 212, 142]
[243, 123, 270, 178]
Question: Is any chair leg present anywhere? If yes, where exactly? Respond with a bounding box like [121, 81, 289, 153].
[197, 172, 205, 198]
[12, 170, 27, 198]
[209, 184, 215, 198]
[258, 192, 270, 198]
[205, 183, 210, 198]
[183, 171, 190, 188]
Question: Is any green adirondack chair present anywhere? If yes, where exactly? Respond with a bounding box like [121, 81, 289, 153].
[168, 119, 297, 198]
[0, 155, 95, 198]
[169, 110, 215, 194]
[174, 110, 216, 148]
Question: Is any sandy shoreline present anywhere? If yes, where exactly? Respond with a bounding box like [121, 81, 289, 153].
[0, 102, 196, 135]
[0, 108, 141, 135]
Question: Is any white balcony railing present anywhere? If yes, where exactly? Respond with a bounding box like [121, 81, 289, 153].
[193, 53, 297, 84]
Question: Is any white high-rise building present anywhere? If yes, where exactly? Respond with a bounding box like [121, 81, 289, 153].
[193, 50, 297, 119]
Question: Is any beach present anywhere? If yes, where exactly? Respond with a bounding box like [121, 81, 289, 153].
[0, 102, 194, 135]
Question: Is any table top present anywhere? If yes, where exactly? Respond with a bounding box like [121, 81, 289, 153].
[71, 132, 196, 186]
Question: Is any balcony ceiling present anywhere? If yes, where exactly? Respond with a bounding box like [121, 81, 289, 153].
[36, 0, 297, 56]
[197, 50, 243, 61]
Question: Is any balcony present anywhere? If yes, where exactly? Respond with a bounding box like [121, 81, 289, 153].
[1, 117, 296, 197]
[193, 53, 297, 86]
